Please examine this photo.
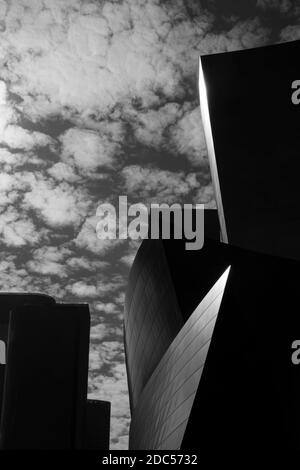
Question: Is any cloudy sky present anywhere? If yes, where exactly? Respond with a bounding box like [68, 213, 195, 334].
[0, 0, 299, 449]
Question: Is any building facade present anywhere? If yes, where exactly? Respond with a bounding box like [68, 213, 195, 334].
[124, 40, 300, 452]
[0, 293, 110, 450]
[125, 231, 300, 451]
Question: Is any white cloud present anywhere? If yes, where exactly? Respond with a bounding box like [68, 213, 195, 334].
[26, 245, 71, 277]
[96, 279, 125, 297]
[169, 106, 208, 166]
[193, 183, 217, 208]
[30, 245, 71, 262]
[23, 177, 90, 227]
[197, 17, 270, 54]
[68, 275, 125, 300]
[1, 124, 54, 150]
[0, 148, 17, 164]
[0, 255, 32, 291]
[60, 127, 119, 171]
[89, 323, 108, 344]
[0, 80, 16, 134]
[69, 280, 98, 298]
[95, 301, 118, 314]
[0, 206, 41, 246]
[66, 256, 109, 271]
[0, 79, 54, 152]
[119, 253, 136, 268]
[0, 173, 15, 193]
[130, 103, 181, 148]
[91, 340, 123, 366]
[0, 1, 270, 125]
[41, 281, 67, 300]
[0, 149, 24, 170]
[0, 148, 48, 172]
[0, 80, 7, 104]
[122, 165, 200, 203]
[27, 258, 67, 277]
[75, 215, 124, 254]
[114, 291, 126, 306]
[47, 162, 80, 182]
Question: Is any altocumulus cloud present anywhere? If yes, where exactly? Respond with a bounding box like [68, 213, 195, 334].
[0, 0, 298, 449]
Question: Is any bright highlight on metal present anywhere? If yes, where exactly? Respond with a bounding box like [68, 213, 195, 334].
[198, 57, 228, 243]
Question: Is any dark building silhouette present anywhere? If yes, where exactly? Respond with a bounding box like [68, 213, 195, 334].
[85, 399, 111, 450]
[199, 39, 300, 259]
[124, 40, 300, 453]
[0, 294, 110, 450]
[125, 217, 300, 452]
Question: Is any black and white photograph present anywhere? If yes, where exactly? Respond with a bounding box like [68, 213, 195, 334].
[0, 0, 299, 463]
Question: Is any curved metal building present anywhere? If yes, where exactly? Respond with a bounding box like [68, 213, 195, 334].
[124, 240, 183, 411]
[124, 40, 300, 453]
[125, 234, 300, 452]
[128, 265, 230, 449]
